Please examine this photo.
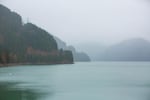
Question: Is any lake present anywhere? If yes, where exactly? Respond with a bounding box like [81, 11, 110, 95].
[0, 62, 150, 100]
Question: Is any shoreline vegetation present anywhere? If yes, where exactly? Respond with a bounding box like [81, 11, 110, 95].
[0, 4, 74, 66]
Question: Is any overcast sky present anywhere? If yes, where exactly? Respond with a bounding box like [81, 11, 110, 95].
[1, 0, 150, 45]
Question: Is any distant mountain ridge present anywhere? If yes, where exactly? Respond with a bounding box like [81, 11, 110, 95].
[99, 38, 150, 61]
[0, 4, 73, 65]
[54, 37, 91, 62]
[74, 43, 107, 61]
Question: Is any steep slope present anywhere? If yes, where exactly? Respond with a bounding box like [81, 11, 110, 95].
[99, 38, 150, 61]
[55, 37, 91, 62]
[74, 43, 107, 61]
[0, 4, 73, 65]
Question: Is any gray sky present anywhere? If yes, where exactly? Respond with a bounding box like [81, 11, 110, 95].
[1, 0, 150, 45]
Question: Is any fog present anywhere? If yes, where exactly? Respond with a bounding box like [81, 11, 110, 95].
[1, 0, 150, 45]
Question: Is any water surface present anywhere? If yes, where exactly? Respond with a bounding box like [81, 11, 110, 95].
[0, 62, 150, 100]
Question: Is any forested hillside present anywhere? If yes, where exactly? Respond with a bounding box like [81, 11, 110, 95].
[0, 4, 73, 65]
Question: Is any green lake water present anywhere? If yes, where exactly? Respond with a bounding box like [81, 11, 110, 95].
[0, 62, 150, 100]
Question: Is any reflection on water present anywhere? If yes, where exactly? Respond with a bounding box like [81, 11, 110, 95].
[0, 82, 49, 100]
[0, 62, 150, 100]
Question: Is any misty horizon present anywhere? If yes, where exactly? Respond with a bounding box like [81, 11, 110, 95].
[1, 0, 150, 45]
[1, 2, 150, 100]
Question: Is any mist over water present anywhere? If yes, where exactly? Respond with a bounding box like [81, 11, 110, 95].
[0, 0, 150, 100]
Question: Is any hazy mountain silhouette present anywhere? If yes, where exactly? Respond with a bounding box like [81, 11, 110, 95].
[55, 37, 91, 62]
[75, 43, 107, 61]
[99, 38, 150, 61]
[0, 4, 73, 65]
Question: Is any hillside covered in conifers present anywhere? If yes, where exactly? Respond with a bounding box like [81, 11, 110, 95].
[0, 4, 73, 65]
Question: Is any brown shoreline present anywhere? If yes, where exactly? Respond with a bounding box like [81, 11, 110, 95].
[0, 62, 74, 67]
